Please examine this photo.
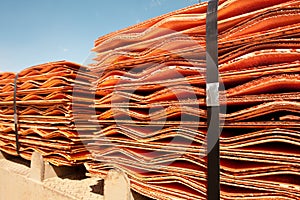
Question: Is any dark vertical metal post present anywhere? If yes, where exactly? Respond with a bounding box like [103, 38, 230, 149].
[206, 0, 220, 199]
[13, 73, 20, 155]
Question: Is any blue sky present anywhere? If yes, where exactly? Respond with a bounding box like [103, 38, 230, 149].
[0, 0, 201, 72]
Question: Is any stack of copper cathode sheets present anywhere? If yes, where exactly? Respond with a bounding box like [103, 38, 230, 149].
[0, 61, 96, 166]
[219, 0, 300, 199]
[0, 0, 299, 199]
[85, 2, 210, 200]
[85, 0, 300, 199]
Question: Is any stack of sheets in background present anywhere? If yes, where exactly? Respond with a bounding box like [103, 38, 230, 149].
[86, 0, 300, 199]
[0, 61, 96, 166]
[0, 72, 16, 158]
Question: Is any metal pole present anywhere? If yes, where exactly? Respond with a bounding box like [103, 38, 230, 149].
[205, 0, 220, 199]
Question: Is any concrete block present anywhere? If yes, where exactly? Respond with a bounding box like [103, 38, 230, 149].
[29, 151, 45, 182]
[44, 161, 58, 179]
[0, 151, 5, 159]
[104, 169, 134, 200]
[0, 154, 104, 200]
